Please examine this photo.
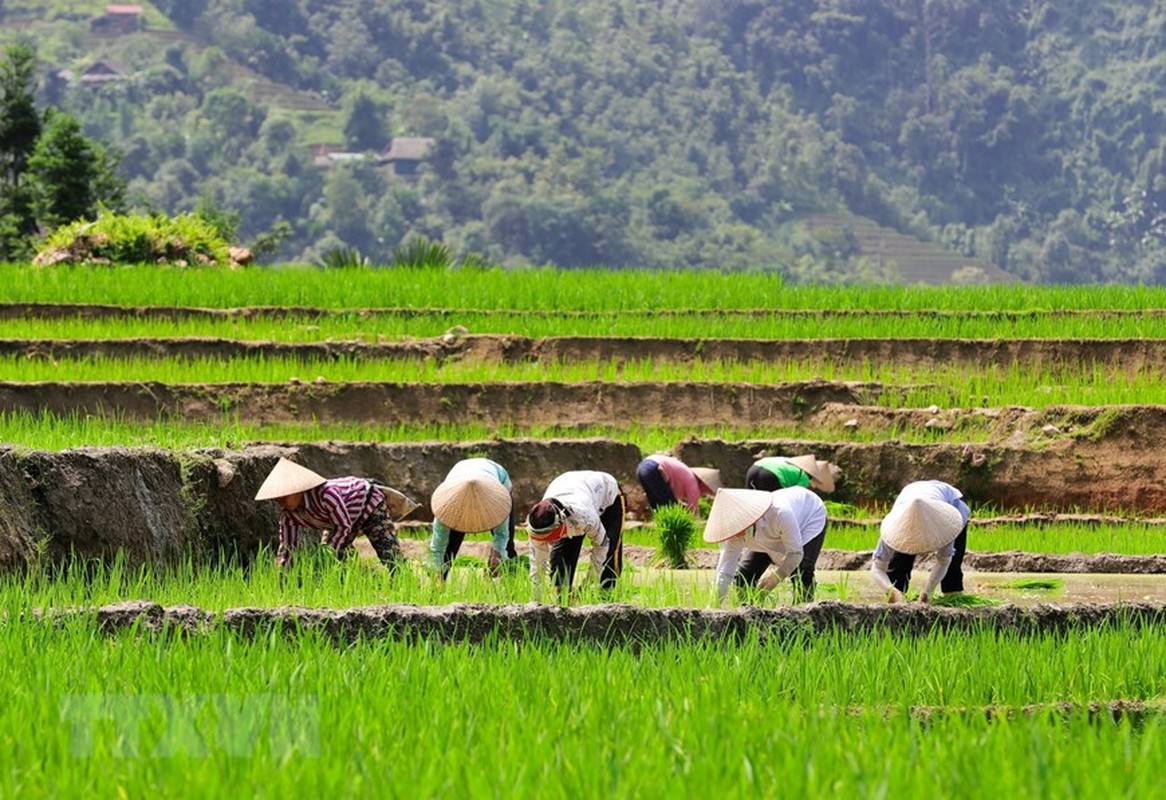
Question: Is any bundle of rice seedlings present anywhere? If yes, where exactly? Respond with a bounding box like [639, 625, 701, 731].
[995, 578, 1064, 591]
[653, 504, 698, 569]
[932, 593, 1001, 608]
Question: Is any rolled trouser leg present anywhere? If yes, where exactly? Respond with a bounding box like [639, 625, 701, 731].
[361, 506, 403, 573]
[791, 526, 826, 602]
[940, 524, 968, 594]
[505, 498, 518, 560]
[734, 550, 773, 590]
[885, 550, 915, 593]
[598, 494, 626, 590]
[549, 535, 585, 594]
[441, 529, 466, 580]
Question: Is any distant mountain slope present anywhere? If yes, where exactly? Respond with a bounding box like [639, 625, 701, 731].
[799, 214, 1017, 286]
[1, 0, 1164, 283]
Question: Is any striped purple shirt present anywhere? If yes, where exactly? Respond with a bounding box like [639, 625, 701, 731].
[277, 477, 385, 557]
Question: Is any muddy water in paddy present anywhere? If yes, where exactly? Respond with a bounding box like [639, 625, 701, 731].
[390, 540, 1166, 607]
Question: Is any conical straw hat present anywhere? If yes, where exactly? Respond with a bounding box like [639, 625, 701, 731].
[703, 488, 772, 543]
[788, 455, 836, 493]
[880, 498, 963, 555]
[254, 457, 326, 500]
[431, 476, 512, 532]
[691, 467, 723, 494]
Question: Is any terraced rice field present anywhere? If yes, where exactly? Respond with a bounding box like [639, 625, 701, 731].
[1, 263, 1165, 795]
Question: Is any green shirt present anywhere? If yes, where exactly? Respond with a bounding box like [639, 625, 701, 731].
[754, 457, 811, 489]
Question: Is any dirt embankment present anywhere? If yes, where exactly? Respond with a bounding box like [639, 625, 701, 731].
[0, 441, 644, 570]
[38, 599, 1166, 645]
[0, 380, 1152, 442]
[1, 439, 1165, 573]
[0, 380, 896, 427]
[676, 413, 1166, 511]
[6, 335, 1165, 372]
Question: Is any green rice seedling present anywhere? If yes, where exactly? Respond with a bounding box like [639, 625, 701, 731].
[18, 310, 1166, 339]
[823, 521, 1166, 556]
[13, 262, 1166, 312]
[0, 410, 976, 451]
[651, 503, 699, 569]
[450, 554, 486, 569]
[995, 578, 1066, 591]
[4, 352, 1166, 408]
[929, 593, 1002, 608]
[1, 615, 1165, 797]
[825, 500, 862, 519]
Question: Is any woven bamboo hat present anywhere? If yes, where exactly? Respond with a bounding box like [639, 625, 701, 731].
[788, 455, 836, 493]
[254, 457, 326, 501]
[880, 498, 963, 555]
[431, 476, 512, 532]
[691, 467, 723, 494]
[703, 488, 773, 543]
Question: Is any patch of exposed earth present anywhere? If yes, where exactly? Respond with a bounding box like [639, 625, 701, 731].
[6, 334, 1166, 373]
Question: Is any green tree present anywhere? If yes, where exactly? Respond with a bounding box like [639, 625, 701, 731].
[27, 109, 104, 229]
[342, 85, 390, 152]
[0, 42, 41, 256]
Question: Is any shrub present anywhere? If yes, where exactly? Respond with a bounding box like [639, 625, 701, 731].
[316, 245, 370, 269]
[392, 235, 453, 268]
[652, 504, 697, 569]
[34, 209, 231, 266]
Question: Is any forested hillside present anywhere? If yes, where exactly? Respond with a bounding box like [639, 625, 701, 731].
[3, 0, 1164, 282]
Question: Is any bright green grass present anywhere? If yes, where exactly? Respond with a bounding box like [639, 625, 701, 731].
[13, 309, 1166, 338]
[10, 262, 1166, 311]
[824, 522, 1166, 556]
[11, 547, 728, 610]
[0, 411, 972, 451]
[0, 615, 1163, 797]
[0, 353, 1158, 407]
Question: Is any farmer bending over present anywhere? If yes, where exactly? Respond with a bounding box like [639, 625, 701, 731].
[255, 457, 416, 571]
[635, 453, 721, 515]
[746, 454, 836, 494]
[429, 457, 517, 579]
[704, 486, 828, 605]
[526, 470, 625, 601]
[870, 480, 969, 604]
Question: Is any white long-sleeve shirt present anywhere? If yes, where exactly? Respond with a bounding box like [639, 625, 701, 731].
[870, 481, 969, 598]
[529, 471, 621, 592]
[714, 486, 827, 600]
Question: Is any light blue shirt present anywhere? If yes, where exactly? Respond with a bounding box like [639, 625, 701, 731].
[430, 458, 512, 570]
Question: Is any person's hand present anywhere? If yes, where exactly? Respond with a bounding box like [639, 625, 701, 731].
[919, 591, 932, 605]
[886, 588, 904, 604]
[275, 555, 290, 570]
[757, 572, 779, 592]
[486, 548, 502, 578]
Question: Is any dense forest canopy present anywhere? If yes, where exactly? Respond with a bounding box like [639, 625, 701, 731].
[2, 0, 1165, 282]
